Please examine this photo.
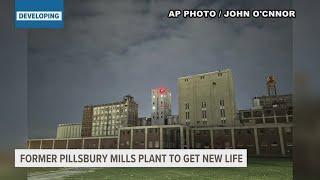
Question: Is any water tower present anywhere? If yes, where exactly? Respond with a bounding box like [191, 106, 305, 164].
[266, 75, 277, 96]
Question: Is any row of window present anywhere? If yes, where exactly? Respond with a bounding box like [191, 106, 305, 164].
[92, 130, 116, 136]
[152, 115, 164, 119]
[121, 128, 160, 135]
[202, 110, 207, 119]
[184, 72, 223, 82]
[92, 125, 119, 130]
[190, 119, 226, 125]
[93, 120, 122, 126]
[194, 129, 231, 135]
[185, 110, 225, 118]
[193, 119, 226, 125]
[242, 109, 293, 118]
[93, 115, 127, 121]
[120, 141, 159, 148]
[153, 101, 171, 106]
[185, 111, 190, 119]
[93, 108, 127, 115]
[152, 94, 171, 99]
[94, 104, 127, 110]
[185, 109, 226, 122]
[185, 100, 224, 109]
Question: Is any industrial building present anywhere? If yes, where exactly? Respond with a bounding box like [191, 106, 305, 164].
[135, 117, 152, 126]
[115, 74, 293, 156]
[178, 69, 237, 127]
[167, 115, 179, 125]
[56, 123, 81, 139]
[239, 103, 293, 125]
[117, 123, 292, 156]
[135, 115, 178, 127]
[239, 76, 293, 125]
[27, 123, 292, 156]
[27, 136, 117, 149]
[151, 87, 172, 125]
[26, 69, 293, 157]
[80, 95, 138, 137]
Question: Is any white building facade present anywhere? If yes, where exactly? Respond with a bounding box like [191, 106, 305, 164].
[151, 87, 172, 125]
[56, 123, 81, 139]
[91, 95, 138, 137]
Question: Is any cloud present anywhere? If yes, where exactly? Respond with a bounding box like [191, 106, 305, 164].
[28, 0, 292, 138]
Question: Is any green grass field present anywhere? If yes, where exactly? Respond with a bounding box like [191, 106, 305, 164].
[28, 158, 292, 180]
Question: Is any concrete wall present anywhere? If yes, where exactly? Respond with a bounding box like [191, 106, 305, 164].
[28, 124, 293, 157]
[178, 69, 237, 127]
[190, 124, 292, 157]
[56, 123, 81, 139]
[27, 137, 117, 149]
[239, 107, 293, 125]
[117, 124, 292, 157]
[118, 125, 184, 149]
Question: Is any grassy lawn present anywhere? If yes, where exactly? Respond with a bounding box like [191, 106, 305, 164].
[28, 167, 62, 174]
[62, 158, 292, 180]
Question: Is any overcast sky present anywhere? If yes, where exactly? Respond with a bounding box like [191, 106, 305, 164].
[0, 0, 27, 150]
[28, 0, 293, 138]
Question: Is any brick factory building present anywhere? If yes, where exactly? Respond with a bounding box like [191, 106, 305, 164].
[80, 95, 138, 137]
[27, 69, 293, 157]
[27, 123, 292, 157]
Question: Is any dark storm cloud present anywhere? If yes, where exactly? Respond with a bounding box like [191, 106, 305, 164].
[28, 0, 292, 138]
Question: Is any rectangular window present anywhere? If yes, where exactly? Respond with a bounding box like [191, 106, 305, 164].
[185, 112, 190, 120]
[220, 100, 224, 106]
[220, 109, 226, 117]
[202, 110, 207, 119]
